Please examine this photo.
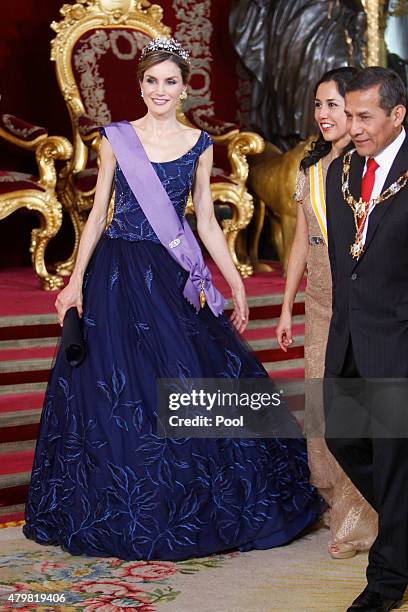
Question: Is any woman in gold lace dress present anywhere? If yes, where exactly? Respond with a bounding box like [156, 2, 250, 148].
[276, 68, 378, 559]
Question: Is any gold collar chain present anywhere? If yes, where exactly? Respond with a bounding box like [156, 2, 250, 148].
[341, 150, 408, 259]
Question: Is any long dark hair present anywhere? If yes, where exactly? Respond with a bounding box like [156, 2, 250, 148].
[300, 67, 357, 171]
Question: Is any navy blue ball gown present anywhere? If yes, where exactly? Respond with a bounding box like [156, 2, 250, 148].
[23, 128, 321, 561]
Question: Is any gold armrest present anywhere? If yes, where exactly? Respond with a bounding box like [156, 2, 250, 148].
[210, 129, 240, 146]
[36, 136, 73, 191]
[227, 132, 265, 185]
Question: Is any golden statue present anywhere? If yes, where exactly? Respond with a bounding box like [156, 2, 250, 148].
[248, 140, 311, 274]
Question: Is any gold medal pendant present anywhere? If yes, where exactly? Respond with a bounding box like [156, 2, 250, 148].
[199, 279, 206, 309]
[354, 198, 366, 219]
[350, 238, 364, 259]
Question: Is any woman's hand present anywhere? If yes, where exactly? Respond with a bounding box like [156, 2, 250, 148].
[230, 283, 249, 333]
[55, 279, 83, 327]
[276, 310, 293, 352]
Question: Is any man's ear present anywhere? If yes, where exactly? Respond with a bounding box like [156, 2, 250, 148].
[393, 104, 406, 127]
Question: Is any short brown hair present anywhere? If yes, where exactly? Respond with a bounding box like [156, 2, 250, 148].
[346, 67, 407, 115]
[137, 51, 191, 84]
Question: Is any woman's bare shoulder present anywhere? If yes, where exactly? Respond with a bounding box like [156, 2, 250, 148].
[178, 124, 202, 144]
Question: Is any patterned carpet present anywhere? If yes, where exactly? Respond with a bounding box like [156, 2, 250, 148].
[1, 525, 408, 611]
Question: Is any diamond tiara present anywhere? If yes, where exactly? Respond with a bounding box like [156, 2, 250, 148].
[141, 37, 190, 64]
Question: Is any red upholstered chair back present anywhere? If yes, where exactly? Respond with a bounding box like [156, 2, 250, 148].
[72, 28, 151, 124]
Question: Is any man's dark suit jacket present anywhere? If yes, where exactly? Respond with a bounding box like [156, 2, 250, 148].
[325, 135, 408, 377]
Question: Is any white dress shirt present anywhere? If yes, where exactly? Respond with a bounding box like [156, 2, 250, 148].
[361, 127, 406, 243]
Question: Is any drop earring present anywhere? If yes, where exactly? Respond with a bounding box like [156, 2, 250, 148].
[180, 90, 187, 101]
[140, 89, 144, 98]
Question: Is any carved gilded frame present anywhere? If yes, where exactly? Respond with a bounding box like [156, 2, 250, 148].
[0, 127, 72, 290]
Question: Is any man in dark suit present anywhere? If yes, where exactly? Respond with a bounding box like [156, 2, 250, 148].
[325, 67, 407, 611]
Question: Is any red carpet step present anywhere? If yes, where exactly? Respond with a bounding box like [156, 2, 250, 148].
[0, 345, 56, 362]
[0, 392, 45, 413]
[0, 448, 35, 476]
[0, 264, 306, 317]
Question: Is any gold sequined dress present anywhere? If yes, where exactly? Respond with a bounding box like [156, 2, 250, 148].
[295, 156, 377, 550]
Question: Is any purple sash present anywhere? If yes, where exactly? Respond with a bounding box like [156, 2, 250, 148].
[104, 121, 225, 316]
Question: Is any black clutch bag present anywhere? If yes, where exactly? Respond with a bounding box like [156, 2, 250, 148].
[62, 307, 86, 367]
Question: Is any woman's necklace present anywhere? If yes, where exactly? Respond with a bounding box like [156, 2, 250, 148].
[341, 150, 408, 259]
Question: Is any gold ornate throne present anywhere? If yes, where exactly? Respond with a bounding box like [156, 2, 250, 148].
[0, 114, 72, 290]
[50, 0, 264, 278]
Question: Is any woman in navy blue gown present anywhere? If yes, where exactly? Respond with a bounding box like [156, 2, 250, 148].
[23, 38, 320, 561]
